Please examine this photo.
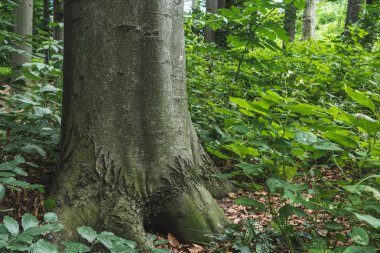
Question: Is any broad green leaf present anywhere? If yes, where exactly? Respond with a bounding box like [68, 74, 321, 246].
[43, 212, 58, 223]
[13, 155, 25, 164]
[30, 239, 59, 253]
[205, 147, 230, 160]
[3, 216, 19, 236]
[235, 197, 266, 211]
[21, 213, 39, 230]
[62, 241, 91, 252]
[325, 222, 344, 231]
[21, 144, 46, 157]
[344, 86, 376, 113]
[343, 185, 380, 200]
[348, 226, 369, 246]
[22, 68, 41, 81]
[77, 226, 97, 243]
[40, 84, 60, 93]
[279, 205, 306, 221]
[342, 246, 377, 253]
[235, 162, 263, 176]
[294, 131, 318, 145]
[323, 131, 358, 148]
[312, 140, 342, 151]
[354, 213, 380, 228]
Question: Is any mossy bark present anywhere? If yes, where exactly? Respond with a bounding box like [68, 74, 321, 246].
[51, 0, 232, 246]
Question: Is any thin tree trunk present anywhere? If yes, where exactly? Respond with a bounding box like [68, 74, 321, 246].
[301, 0, 316, 40]
[345, 0, 363, 29]
[51, 0, 231, 245]
[11, 0, 33, 87]
[284, 2, 297, 42]
[43, 0, 50, 64]
[53, 0, 64, 41]
[192, 0, 199, 9]
[205, 0, 218, 43]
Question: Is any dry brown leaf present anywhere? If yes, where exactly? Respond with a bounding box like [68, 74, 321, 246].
[168, 233, 181, 248]
[227, 192, 237, 199]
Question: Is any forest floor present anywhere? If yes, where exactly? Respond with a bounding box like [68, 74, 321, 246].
[0, 157, 351, 253]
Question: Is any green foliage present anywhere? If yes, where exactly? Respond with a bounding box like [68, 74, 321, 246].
[186, 1, 380, 251]
[0, 213, 138, 253]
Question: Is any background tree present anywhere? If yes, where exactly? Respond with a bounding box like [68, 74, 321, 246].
[51, 0, 231, 244]
[284, 1, 297, 42]
[345, 0, 363, 29]
[11, 0, 33, 86]
[205, 0, 218, 42]
[301, 0, 316, 40]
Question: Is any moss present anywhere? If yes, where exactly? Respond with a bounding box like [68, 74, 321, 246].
[155, 185, 229, 243]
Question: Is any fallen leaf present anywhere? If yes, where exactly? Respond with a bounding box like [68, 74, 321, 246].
[168, 233, 180, 248]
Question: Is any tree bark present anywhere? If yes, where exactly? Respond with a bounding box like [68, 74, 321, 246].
[284, 2, 297, 42]
[53, 0, 64, 41]
[11, 0, 33, 86]
[43, 0, 50, 64]
[205, 0, 218, 43]
[301, 0, 316, 40]
[192, 0, 199, 9]
[51, 0, 231, 245]
[345, 0, 363, 29]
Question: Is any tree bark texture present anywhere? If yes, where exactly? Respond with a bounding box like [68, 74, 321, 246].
[301, 0, 316, 40]
[51, 0, 231, 245]
[53, 0, 64, 41]
[205, 0, 218, 43]
[345, 0, 363, 28]
[43, 0, 50, 64]
[192, 0, 199, 9]
[11, 0, 33, 84]
[284, 2, 297, 42]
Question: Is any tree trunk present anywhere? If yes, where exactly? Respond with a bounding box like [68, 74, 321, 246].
[11, 0, 33, 86]
[301, 0, 316, 40]
[345, 0, 363, 29]
[284, 2, 297, 42]
[205, 0, 218, 43]
[43, 0, 50, 64]
[192, 0, 199, 9]
[53, 0, 63, 41]
[51, 0, 231, 245]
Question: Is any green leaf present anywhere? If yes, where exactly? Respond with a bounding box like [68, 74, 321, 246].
[43, 212, 58, 223]
[62, 241, 91, 252]
[40, 84, 60, 93]
[342, 246, 377, 253]
[30, 239, 59, 253]
[343, 185, 380, 201]
[13, 155, 25, 164]
[3, 216, 19, 236]
[0, 184, 5, 202]
[323, 131, 358, 148]
[235, 197, 266, 211]
[22, 68, 41, 81]
[312, 140, 342, 151]
[21, 144, 46, 157]
[348, 226, 369, 246]
[205, 147, 230, 160]
[354, 213, 380, 228]
[77, 226, 97, 243]
[21, 213, 39, 230]
[325, 222, 344, 231]
[344, 86, 376, 113]
[150, 248, 172, 253]
[235, 163, 263, 176]
[294, 131, 318, 145]
[279, 205, 306, 221]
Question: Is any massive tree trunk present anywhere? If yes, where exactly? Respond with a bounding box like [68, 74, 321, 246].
[345, 0, 363, 29]
[205, 0, 218, 43]
[11, 0, 33, 86]
[301, 0, 316, 40]
[53, 0, 63, 41]
[51, 0, 231, 245]
[284, 2, 297, 42]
